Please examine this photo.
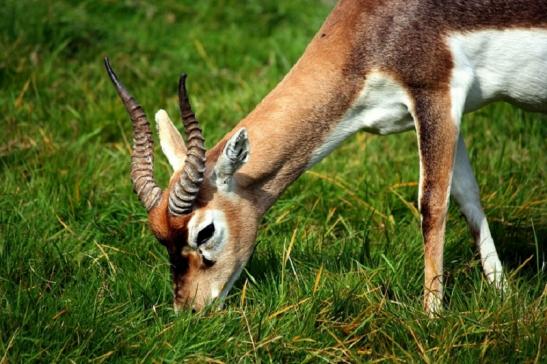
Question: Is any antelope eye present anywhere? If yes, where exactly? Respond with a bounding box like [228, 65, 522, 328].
[196, 223, 215, 246]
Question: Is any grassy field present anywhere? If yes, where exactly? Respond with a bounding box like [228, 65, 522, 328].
[1, 0, 545, 362]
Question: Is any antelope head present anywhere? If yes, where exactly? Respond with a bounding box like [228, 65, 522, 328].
[105, 58, 257, 311]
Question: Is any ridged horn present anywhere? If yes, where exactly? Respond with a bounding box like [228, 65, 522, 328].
[168, 74, 206, 215]
[104, 57, 162, 211]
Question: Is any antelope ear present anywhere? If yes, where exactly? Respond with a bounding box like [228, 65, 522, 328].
[214, 128, 250, 189]
[155, 109, 186, 171]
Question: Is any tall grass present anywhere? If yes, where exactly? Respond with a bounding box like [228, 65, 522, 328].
[1, 0, 545, 362]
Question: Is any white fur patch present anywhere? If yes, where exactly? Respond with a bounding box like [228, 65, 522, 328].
[309, 30, 547, 170]
[214, 128, 250, 192]
[307, 70, 414, 168]
[446, 29, 547, 290]
[451, 136, 505, 289]
[187, 209, 228, 261]
[448, 29, 547, 113]
[210, 286, 221, 300]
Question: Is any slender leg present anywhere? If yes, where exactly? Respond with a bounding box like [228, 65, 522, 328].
[451, 135, 506, 289]
[413, 91, 459, 315]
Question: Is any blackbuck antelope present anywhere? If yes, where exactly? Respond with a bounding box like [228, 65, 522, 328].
[105, 0, 547, 314]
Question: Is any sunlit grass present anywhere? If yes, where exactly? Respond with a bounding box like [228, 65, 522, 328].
[1, 0, 545, 362]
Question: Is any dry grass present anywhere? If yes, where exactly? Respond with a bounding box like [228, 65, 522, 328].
[1, 0, 545, 362]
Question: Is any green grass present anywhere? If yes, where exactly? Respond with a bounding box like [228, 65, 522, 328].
[1, 0, 545, 362]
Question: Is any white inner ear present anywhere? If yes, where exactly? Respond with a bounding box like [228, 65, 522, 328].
[214, 128, 250, 190]
[155, 109, 186, 172]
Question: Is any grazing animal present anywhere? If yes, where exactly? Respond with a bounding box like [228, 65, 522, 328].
[105, 0, 547, 314]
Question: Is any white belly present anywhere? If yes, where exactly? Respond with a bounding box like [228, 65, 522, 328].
[307, 29, 547, 168]
[449, 29, 547, 113]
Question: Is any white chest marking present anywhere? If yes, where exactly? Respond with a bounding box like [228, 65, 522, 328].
[307, 71, 414, 168]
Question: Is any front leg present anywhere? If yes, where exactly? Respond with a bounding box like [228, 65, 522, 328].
[413, 91, 459, 315]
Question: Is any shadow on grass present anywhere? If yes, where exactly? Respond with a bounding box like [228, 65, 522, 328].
[492, 220, 546, 277]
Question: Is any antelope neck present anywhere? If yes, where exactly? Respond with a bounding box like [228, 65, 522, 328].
[210, 20, 365, 214]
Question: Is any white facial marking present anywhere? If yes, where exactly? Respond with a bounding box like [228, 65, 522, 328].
[155, 109, 186, 171]
[187, 209, 228, 262]
[210, 286, 221, 300]
[307, 70, 414, 168]
[448, 29, 547, 113]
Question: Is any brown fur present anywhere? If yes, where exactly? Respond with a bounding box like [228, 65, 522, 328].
[412, 90, 459, 311]
[145, 0, 547, 311]
[209, 0, 547, 207]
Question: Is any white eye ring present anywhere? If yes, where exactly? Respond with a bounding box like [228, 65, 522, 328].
[188, 210, 228, 261]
